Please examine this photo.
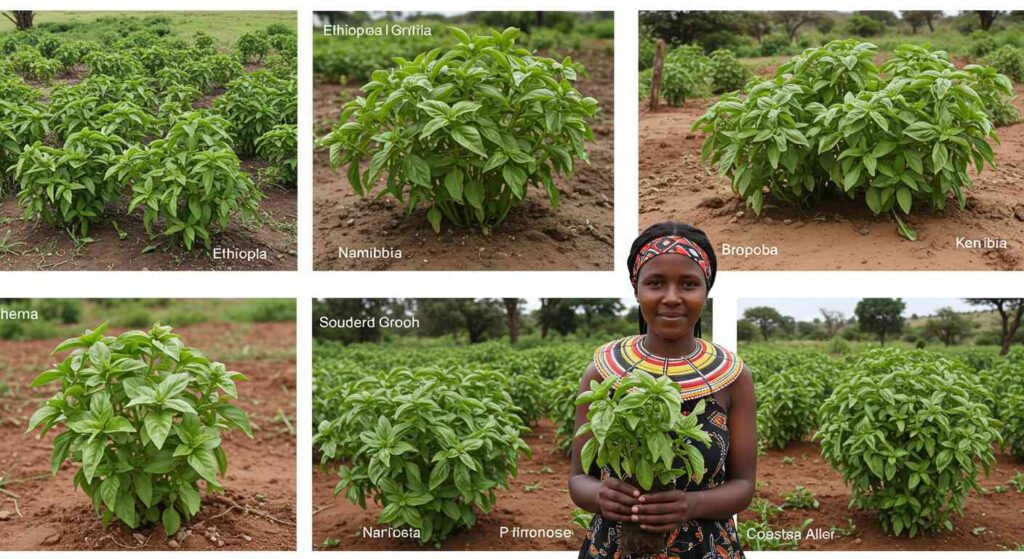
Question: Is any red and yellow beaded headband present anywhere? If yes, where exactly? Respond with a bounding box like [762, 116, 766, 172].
[631, 236, 713, 290]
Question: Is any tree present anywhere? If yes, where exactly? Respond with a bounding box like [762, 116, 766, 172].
[925, 307, 974, 346]
[419, 299, 505, 343]
[902, 11, 942, 33]
[854, 298, 906, 346]
[856, 11, 898, 26]
[820, 308, 846, 338]
[737, 319, 759, 342]
[2, 11, 33, 30]
[503, 298, 521, 345]
[568, 298, 624, 335]
[743, 306, 784, 340]
[639, 11, 750, 45]
[772, 12, 825, 44]
[977, 11, 1000, 31]
[537, 299, 577, 338]
[966, 299, 1024, 355]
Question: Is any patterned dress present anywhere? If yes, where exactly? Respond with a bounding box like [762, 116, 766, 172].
[578, 336, 746, 559]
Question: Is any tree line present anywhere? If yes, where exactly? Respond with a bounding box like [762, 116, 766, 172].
[740, 299, 1024, 355]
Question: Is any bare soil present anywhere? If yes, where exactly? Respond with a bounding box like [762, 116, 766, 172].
[0, 321, 297, 551]
[639, 86, 1024, 271]
[741, 440, 1024, 551]
[313, 418, 586, 551]
[312, 44, 615, 271]
[0, 188, 296, 271]
[0, 68, 297, 272]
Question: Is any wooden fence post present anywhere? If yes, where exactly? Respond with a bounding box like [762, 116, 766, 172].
[649, 39, 665, 111]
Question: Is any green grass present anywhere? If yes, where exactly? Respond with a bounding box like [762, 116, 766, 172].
[0, 11, 296, 49]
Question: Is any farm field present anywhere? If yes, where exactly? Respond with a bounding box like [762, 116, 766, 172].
[0, 299, 297, 550]
[312, 13, 614, 271]
[310, 298, 672, 551]
[312, 339, 591, 551]
[738, 337, 1024, 551]
[639, 11, 1024, 271]
[0, 12, 297, 271]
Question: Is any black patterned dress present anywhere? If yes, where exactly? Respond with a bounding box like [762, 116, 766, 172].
[579, 336, 746, 559]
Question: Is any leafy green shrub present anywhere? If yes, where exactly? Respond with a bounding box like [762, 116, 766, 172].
[707, 49, 751, 94]
[214, 71, 296, 157]
[816, 349, 1001, 537]
[85, 51, 144, 78]
[968, 31, 998, 58]
[27, 322, 253, 535]
[110, 112, 262, 250]
[255, 124, 297, 187]
[193, 32, 215, 54]
[846, 15, 885, 37]
[576, 370, 710, 491]
[694, 41, 1003, 240]
[760, 33, 791, 56]
[236, 32, 271, 64]
[661, 62, 703, 106]
[319, 27, 597, 234]
[985, 45, 1024, 83]
[53, 42, 90, 72]
[314, 366, 530, 545]
[112, 305, 152, 328]
[506, 371, 544, 425]
[14, 130, 125, 236]
[964, 64, 1021, 126]
[8, 48, 60, 84]
[32, 299, 82, 324]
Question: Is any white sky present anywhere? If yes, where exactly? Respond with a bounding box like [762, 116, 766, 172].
[738, 298, 976, 321]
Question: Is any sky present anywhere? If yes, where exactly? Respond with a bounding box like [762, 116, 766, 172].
[738, 298, 976, 322]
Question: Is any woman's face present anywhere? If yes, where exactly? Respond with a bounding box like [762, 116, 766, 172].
[636, 253, 708, 340]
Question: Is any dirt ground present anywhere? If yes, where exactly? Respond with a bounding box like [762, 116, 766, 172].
[639, 82, 1024, 271]
[0, 66, 297, 272]
[312, 43, 615, 271]
[0, 321, 297, 551]
[313, 418, 586, 551]
[741, 440, 1024, 551]
[0, 189, 297, 271]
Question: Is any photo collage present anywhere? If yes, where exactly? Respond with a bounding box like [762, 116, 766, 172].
[1, 3, 1022, 558]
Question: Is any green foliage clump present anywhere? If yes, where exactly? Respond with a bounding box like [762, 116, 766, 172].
[14, 130, 125, 236]
[506, 370, 545, 425]
[320, 27, 598, 234]
[256, 124, 298, 187]
[576, 370, 711, 491]
[746, 348, 831, 450]
[236, 31, 271, 64]
[816, 348, 1001, 537]
[28, 323, 253, 536]
[213, 71, 296, 157]
[985, 44, 1024, 83]
[110, 112, 263, 250]
[313, 366, 530, 545]
[706, 49, 751, 94]
[694, 41, 1004, 240]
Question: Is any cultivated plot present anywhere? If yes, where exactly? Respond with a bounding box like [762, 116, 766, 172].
[0, 299, 297, 550]
[738, 297, 1024, 551]
[639, 11, 1024, 271]
[0, 12, 297, 271]
[313, 12, 614, 271]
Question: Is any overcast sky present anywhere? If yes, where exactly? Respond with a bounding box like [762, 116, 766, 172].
[739, 298, 976, 322]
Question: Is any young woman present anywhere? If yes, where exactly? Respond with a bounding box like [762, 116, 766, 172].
[569, 222, 756, 559]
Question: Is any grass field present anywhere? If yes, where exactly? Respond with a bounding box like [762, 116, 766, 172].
[0, 11, 296, 47]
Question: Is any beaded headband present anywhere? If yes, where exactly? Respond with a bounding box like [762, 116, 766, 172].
[631, 235, 713, 289]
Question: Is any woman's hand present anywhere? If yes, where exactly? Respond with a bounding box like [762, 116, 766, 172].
[631, 489, 694, 533]
[595, 477, 640, 523]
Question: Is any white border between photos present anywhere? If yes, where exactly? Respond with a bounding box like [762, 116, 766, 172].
[2, 0, 1024, 558]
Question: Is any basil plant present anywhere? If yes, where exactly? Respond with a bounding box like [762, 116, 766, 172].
[320, 26, 599, 234]
[576, 370, 711, 492]
[28, 323, 253, 536]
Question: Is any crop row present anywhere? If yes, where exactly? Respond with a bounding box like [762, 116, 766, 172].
[0, 26, 297, 250]
[746, 344, 1024, 537]
[312, 340, 591, 545]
